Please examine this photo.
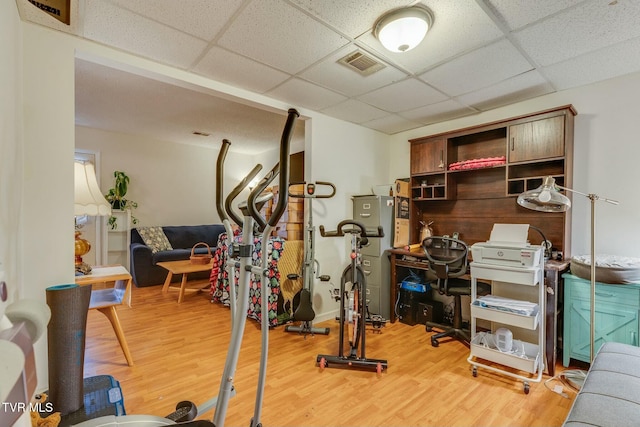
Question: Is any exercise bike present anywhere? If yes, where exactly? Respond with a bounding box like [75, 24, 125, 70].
[283, 181, 335, 337]
[316, 220, 388, 374]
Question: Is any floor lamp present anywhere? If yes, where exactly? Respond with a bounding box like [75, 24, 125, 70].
[74, 161, 112, 273]
[517, 176, 619, 363]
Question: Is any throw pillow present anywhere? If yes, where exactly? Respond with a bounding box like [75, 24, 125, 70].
[137, 226, 173, 254]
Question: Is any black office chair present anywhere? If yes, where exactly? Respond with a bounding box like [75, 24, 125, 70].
[422, 236, 490, 347]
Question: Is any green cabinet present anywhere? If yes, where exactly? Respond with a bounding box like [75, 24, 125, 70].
[563, 273, 640, 366]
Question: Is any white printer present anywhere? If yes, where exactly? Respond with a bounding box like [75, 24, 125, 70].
[471, 224, 542, 268]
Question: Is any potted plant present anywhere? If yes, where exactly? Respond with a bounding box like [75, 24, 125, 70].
[105, 170, 139, 229]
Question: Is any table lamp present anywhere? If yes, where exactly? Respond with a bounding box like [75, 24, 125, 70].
[74, 161, 111, 273]
[517, 176, 619, 362]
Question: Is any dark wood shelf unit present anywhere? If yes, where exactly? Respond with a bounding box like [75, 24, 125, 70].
[408, 105, 576, 256]
[447, 127, 507, 164]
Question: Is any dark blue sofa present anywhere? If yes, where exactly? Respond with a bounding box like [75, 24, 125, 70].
[130, 224, 226, 287]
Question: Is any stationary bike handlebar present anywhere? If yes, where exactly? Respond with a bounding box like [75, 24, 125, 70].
[319, 220, 384, 239]
[288, 181, 336, 199]
[216, 138, 264, 226]
[247, 108, 299, 229]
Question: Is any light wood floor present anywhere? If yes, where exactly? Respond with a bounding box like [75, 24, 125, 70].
[84, 285, 576, 426]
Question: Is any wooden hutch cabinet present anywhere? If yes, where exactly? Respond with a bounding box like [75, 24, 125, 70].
[410, 138, 446, 175]
[509, 115, 565, 163]
[408, 105, 576, 255]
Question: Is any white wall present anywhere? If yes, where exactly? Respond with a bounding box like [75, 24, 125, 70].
[389, 71, 640, 258]
[20, 22, 78, 391]
[0, 0, 23, 297]
[76, 126, 261, 227]
[305, 113, 391, 322]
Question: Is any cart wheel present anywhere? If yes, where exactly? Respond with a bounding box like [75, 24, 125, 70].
[431, 337, 439, 347]
[376, 362, 382, 375]
[472, 366, 477, 377]
[426, 325, 433, 332]
[319, 357, 326, 370]
[524, 382, 530, 394]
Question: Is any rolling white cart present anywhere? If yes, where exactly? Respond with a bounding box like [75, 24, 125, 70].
[467, 254, 545, 394]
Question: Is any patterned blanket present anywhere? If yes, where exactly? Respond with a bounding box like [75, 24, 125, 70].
[209, 231, 284, 327]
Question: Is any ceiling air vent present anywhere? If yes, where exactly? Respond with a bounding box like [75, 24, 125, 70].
[337, 50, 386, 76]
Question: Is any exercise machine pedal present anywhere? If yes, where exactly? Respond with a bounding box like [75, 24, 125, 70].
[166, 400, 197, 422]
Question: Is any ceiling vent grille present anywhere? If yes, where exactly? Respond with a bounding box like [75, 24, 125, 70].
[337, 50, 385, 76]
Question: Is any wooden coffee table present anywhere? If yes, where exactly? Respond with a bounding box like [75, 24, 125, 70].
[157, 259, 214, 303]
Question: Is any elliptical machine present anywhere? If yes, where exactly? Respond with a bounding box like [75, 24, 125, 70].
[284, 181, 336, 337]
[213, 108, 298, 427]
[316, 220, 388, 374]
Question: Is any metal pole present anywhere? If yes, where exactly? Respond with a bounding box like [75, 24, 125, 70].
[589, 195, 596, 363]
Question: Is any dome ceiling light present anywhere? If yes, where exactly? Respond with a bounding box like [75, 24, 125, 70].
[373, 6, 434, 53]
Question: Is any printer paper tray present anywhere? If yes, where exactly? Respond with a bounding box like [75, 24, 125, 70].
[470, 304, 539, 330]
[470, 262, 541, 286]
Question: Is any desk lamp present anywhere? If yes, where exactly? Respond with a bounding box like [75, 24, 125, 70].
[517, 176, 619, 362]
[74, 161, 111, 274]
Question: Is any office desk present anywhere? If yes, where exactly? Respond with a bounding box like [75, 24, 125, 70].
[388, 249, 568, 376]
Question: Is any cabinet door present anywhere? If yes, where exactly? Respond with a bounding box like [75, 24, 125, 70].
[509, 116, 565, 162]
[411, 139, 445, 174]
[563, 279, 640, 366]
[564, 297, 639, 364]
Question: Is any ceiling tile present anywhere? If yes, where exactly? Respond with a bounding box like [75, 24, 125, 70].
[456, 70, 554, 111]
[487, 0, 582, 30]
[420, 39, 532, 96]
[513, 0, 640, 67]
[543, 37, 640, 90]
[267, 78, 348, 111]
[399, 100, 477, 125]
[322, 99, 389, 124]
[82, 0, 207, 68]
[357, 0, 504, 74]
[217, 0, 349, 74]
[193, 46, 290, 94]
[289, 0, 414, 38]
[358, 78, 448, 112]
[300, 45, 408, 97]
[107, 0, 243, 41]
[362, 114, 423, 134]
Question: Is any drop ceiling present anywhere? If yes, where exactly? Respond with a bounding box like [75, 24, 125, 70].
[16, 0, 640, 153]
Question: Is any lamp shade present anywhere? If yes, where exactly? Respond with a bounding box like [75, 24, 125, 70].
[374, 6, 433, 53]
[74, 161, 111, 216]
[516, 176, 571, 213]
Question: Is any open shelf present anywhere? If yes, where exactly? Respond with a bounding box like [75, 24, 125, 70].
[411, 173, 447, 200]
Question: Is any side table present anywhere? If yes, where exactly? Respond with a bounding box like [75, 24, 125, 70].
[157, 259, 214, 304]
[75, 265, 134, 366]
